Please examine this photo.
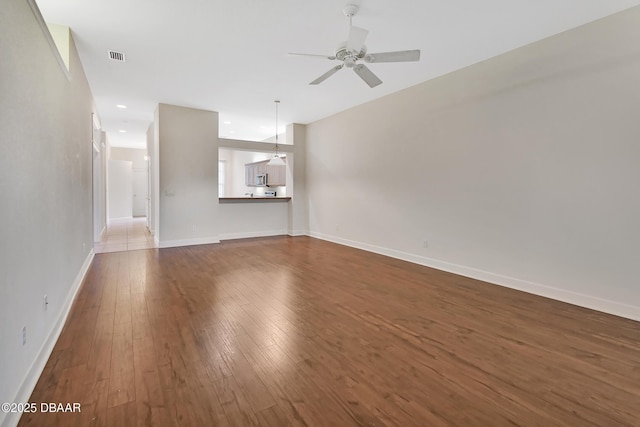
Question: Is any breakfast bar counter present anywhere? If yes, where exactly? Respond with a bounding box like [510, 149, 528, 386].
[219, 197, 291, 203]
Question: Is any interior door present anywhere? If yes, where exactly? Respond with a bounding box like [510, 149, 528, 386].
[132, 168, 148, 217]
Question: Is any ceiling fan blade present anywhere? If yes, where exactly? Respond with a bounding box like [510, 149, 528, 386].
[310, 64, 344, 85]
[353, 64, 382, 88]
[289, 53, 337, 60]
[364, 49, 421, 63]
[346, 26, 369, 52]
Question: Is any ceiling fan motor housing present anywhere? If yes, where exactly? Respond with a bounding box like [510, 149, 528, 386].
[335, 42, 367, 65]
[343, 4, 359, 18]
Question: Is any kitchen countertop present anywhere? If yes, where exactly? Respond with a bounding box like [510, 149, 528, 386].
[219, 197, 291, 202]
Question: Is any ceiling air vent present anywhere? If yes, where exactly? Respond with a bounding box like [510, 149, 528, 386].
[108, 50, 126, 62]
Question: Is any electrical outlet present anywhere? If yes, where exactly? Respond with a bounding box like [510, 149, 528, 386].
[22, 326, 27, 346]
[44, 295, 48, 311]
[423, 240, 429, 248]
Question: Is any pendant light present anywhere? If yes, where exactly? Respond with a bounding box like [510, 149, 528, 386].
[267, 100, 286, 166]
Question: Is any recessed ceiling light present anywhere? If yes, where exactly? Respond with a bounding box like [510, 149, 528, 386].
[119, 130, 127, 133]
[223, 121, 231, 125]
[116, 104, 127, 109]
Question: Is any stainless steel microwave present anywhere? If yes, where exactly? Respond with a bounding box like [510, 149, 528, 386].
[255, 174, 267, 186]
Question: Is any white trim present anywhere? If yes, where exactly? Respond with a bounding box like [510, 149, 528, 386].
[219, 230, 287, 241]
[94, 225, 107, 244]
[158, 236, 220, 248]
[92, 113, 101, 130]
[287, 229, 308, 237]
[309, 232, 640, 322]
[26, 0, 71, 81]
[1, 250, 94, 427]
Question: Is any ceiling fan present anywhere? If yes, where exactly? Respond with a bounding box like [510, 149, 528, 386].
[290, 4, 420, 88]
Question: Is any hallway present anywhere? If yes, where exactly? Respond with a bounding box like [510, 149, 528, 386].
[94, 217, 156, 253]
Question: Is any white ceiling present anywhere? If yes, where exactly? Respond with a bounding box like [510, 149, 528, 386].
[36, 0, 640, 149]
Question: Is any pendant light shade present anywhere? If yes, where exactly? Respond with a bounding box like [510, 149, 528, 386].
[267, 100, 285, 166]
[267, 155, 286, 166]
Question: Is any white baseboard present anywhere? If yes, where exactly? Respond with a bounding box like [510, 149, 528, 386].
[309, 232, 640, 322]
[158, 236, 220, 248]
[219, 229, 287, 241]
[1, 250, 95, 427]
[287, 229, 309, 237]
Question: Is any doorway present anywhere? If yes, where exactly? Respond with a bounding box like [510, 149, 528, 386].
[132, 168, 147, 217]
[91, 114, 106, 243]
[97, 145, 156, 253]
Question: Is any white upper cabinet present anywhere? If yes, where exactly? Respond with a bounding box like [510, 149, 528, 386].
[245, 157, 286, 187]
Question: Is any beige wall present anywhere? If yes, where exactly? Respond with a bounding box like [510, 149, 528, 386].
[306, 7, 640, 319]
[286, 124, 308, 236]
[110, 146, 147, 169]
[146, 124, 157, 238]
[157, 103, 219, 246]
[0, 0, 96, 423]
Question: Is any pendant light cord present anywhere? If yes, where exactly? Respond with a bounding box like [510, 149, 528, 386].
[274, 100, 280, 158]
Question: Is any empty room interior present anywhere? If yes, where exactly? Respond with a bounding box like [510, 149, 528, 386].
[2, 0, 640, 426]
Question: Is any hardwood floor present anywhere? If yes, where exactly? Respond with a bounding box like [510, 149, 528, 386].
[19, 236, 640, 426]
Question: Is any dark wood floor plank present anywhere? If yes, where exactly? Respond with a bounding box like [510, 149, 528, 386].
[106, 400, 137, 427]
[132, 335, 167, 427]
[77, 378, 109, 427]
[18, 236, 640, 427]
[254, 404, 292, 427]
[106, 254, 135, 408]
[218, 347, 277, 413]
[185, 378, 228, 427]
[107, 321, 135, 408]
[214, 375, 261, 426]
